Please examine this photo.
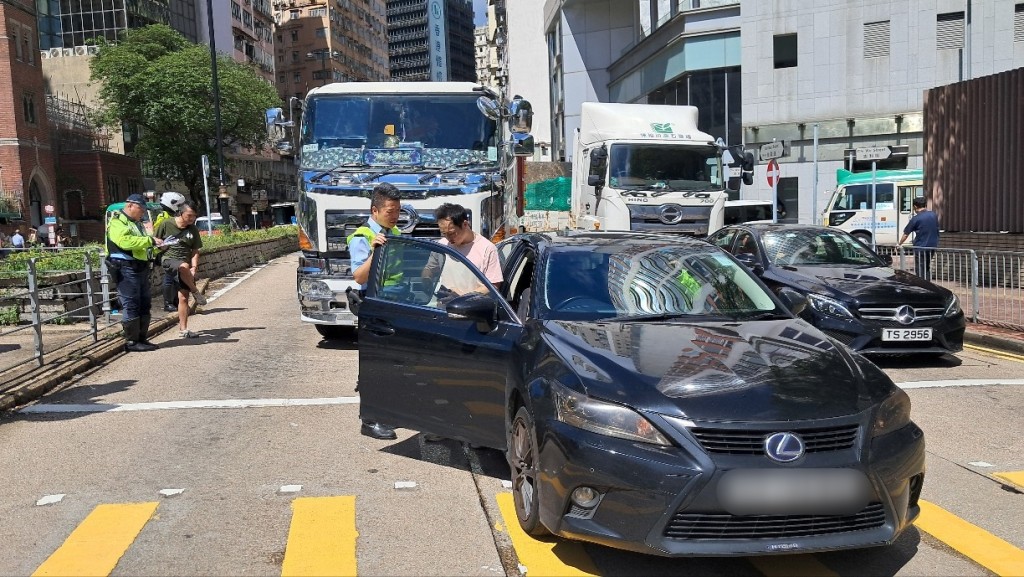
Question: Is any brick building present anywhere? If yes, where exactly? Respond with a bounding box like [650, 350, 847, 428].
[0, 0, 57, 239]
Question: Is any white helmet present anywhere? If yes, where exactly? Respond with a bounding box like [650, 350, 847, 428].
[159, 191, 187, 213]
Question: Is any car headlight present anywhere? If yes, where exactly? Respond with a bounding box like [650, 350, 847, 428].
[552, 382, 672, 446]
[806, 293, 855, 319]
[945, 294, 962, 317]
[871, 389, 912, 438]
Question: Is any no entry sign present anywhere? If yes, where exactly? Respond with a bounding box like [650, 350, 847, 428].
[766, 159, 780, 187]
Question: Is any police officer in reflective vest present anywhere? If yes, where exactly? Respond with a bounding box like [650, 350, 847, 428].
[106, 194, 165, 352]
[347, 182, 403, 440]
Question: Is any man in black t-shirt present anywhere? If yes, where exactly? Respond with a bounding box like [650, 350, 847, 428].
[154, 201, 207, 338]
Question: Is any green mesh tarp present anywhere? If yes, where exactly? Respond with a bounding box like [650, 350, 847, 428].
[524, 177, 571, 211]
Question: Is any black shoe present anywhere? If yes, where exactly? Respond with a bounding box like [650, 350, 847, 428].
[125, 340, 153, 352]
[163, 304, 178, 312]
[361, 422, 397, 440]
[140, 341, 160, 351]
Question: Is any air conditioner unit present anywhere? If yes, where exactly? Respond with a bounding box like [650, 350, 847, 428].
[48, 47, 63, 58]
[62, 48, 74, 57]
[73, 46, 88, 56]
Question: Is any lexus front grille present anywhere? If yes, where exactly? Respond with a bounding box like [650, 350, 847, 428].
[689, 425, 859, 455]
[664, 503, 885, 539]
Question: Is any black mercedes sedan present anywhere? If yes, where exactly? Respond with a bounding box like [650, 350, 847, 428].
[357, 231, 925, 557]
[708, 224, 965, 355]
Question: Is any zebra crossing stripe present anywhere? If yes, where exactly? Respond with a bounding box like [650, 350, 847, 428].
[495, 493, 599, 577]
[31, 502, 159, 577]
[915, 500, 1024, 576]
[281, 496, 358, 577]
[993, 471, 1024, 491]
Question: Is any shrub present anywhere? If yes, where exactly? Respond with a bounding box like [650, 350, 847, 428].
[0, 305, 19, 326]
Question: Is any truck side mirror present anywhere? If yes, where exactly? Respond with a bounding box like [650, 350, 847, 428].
[588, 145, 607, 187]
[508, 96, 533, 133]
[511, 133, 534, 157]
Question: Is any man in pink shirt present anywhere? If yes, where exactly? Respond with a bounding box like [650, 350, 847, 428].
[423, 203, 503, 297]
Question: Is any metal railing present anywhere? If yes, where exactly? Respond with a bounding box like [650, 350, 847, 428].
[879, 246, 1024, 330]
[0, 248, 120, 380]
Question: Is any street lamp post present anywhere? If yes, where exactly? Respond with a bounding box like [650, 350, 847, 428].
[205, 0, 226, 193]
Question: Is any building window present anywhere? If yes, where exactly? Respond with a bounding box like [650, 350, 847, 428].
[22, 24, 34, 64]
[937, 12, 965, 50]
[292, 51, 299, 62]
[864, 20, 890, 58]
[278, 74, 285, 83]
[293, 72, 301, 82]
[11, 23, 22, 61]
[23, 93, 36, 124]
[290, 9, 299, 20]
[773, 34, 797, 69]
[310, 7, 326, 17]
[231, 1, 241, 20]
[291, 30, 298, 42]
[315, 27, 326, 38]
[1015, 4, 1024, 42]
[107, 175, 121, 202]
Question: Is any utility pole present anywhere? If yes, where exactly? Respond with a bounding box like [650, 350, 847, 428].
[205, 0, 230, 218]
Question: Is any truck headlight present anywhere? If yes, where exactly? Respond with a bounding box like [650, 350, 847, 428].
[944, 294, 962, 317]
[553, 382, 672, 446]
[807, 294, 855, 319]
[299, 279, 332, 299]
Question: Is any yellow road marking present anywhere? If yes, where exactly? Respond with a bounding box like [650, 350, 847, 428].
[915, 500, 1024, 576]
[993, 471, 1024, 491]
[964, 344, 1024, 363]
[32, 502, 159, 577]
[281, 496, 358, 577]
[749, 555, 838, 576]
[495, 493, 600, 576]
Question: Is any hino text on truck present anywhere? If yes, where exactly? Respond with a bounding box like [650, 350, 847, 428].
[513, 102, 754, 236]
[272, 82, 534, 339]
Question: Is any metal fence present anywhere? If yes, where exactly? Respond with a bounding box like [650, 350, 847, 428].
[0, 248, 119, 380]
[879, 246, 1024, 331]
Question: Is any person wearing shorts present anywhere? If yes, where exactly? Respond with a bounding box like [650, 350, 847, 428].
[154, 201, 207, 338]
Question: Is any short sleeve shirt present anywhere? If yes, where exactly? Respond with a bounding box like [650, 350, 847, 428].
[432, 234, 503, 294]
[154, 218, 203, 260]
[903, 210, 940, 248]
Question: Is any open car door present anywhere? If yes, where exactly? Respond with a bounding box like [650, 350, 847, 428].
[356, 237, 521, 449]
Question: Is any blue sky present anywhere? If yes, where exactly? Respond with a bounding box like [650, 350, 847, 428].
[473, 0, 487, 25]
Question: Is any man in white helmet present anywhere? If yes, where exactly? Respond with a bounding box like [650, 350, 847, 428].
[156, 192, 188, 311]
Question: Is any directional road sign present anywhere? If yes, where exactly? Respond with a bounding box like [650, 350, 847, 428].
[766, 159, 780, 187]
[759, 141, 785, 161]
[855, 146, 892, 161]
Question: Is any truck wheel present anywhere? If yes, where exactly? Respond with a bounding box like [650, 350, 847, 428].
[852, 232, 872, 246]
[314, 324, 353, 340]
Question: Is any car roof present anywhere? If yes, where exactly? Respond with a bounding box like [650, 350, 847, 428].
[728, 223, 838, 235]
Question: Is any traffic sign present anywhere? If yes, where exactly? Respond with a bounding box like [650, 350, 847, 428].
[44, 204, 55, 214]
[759, 141, 785, 161]
[201, 155, 210, 179]
[855, 146, 892, 161]
[766, 159, 780, 187]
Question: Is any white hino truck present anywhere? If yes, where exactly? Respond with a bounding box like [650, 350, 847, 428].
[512, 102, 752, 236]
[276, 82, 533, 339]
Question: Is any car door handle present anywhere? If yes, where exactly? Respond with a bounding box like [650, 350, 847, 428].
[366, 322, 395, 336]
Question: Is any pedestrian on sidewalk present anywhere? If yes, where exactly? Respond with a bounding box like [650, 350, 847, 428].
[899, 197, 940, 280]
[10, 228, 25, 249]
[154, 200, 207, 339]
[347, 182, 402, 441]
[106, 194, 165, 352]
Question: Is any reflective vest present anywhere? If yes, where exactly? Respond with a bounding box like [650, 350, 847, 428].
[106, 211, 155, 261]
[347, 225, 404, 286]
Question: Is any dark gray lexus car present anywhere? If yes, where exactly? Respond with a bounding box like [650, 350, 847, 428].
[356, 230, 925, 557]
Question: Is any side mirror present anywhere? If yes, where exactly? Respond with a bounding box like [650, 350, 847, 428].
[446, 293, 498, 333]
[588, 145, 607, 187]
[511, 133, 534, 157]
[476, 96, 501, 121]
[733, 252, 764, 275]
[507, 95, 533, 133]
[777, 287, 808, 316]
[587, 174, 604, 187]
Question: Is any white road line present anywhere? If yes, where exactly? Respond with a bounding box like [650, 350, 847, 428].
[896, 378, 1024, 390]
[19, 396, 361, 414]
[206, 263, 267, 303]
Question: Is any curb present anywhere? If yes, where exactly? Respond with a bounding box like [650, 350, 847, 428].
[0, 279, 209, 413]
[964, 329, 1024, 356]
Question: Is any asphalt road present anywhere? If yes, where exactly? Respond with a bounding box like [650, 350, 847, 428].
[0, 252, 1021, 576]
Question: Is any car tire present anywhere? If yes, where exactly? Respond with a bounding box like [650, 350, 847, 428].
[314, 324, 353, 340]
[507, 406, 549, 536]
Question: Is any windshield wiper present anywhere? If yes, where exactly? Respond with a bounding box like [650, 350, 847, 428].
[309, 162, 371, 183]
[417, 160, 496, 184]
[605, 312, 692, 322]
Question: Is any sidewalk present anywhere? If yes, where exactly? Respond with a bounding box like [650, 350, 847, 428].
[963, 322, 1024, 355]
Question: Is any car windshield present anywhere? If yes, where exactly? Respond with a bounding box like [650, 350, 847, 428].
[608, 144, 722, 191]
[541, 241, 778, 321]
[762, 229, 884, 267]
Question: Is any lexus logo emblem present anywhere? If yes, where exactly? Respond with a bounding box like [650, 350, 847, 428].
[895, 305, 916, 325]
[764, 432, 805, 463]
[659, 204, 684, 224]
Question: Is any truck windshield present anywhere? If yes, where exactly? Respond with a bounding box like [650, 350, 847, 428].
[299, 94, 498, 169]
[608, 144, 721, 191]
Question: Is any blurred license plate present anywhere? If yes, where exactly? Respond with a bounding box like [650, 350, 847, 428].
[882, 328, 932, 341]
[718, 469, 871, 515]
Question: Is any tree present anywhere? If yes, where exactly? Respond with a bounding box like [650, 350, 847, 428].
[90, 25, 281, 204]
